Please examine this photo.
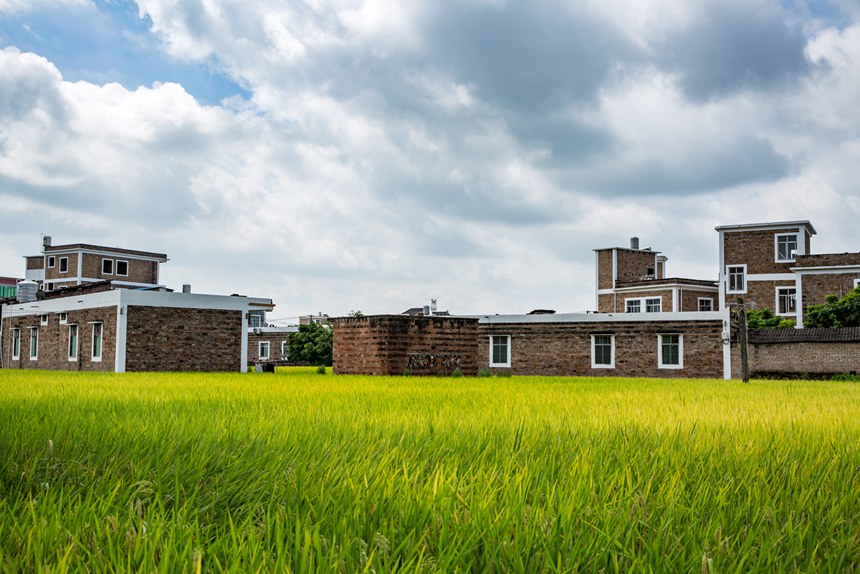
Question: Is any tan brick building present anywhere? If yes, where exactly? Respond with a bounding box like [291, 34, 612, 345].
[24, 236, 168, 293]
[1, 289, 274, 372]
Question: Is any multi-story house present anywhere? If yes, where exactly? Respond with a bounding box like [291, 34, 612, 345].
[24, 236, 168, 293]
[594, 237, 719, 314]
[716, 220, 860, 327]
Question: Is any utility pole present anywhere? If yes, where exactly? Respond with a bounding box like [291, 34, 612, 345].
[737, 298, 749, 383]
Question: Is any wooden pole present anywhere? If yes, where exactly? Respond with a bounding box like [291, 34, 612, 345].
[737, 298, 749, 383]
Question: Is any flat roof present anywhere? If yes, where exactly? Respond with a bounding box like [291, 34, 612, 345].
[36, 243, 168, 261]
[714, 220, 817, 235]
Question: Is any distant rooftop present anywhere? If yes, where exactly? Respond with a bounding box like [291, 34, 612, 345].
[715, 220, 817, 235]
[40, 243, 168, 261]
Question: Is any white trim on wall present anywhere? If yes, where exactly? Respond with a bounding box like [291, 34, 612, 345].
[590, 334, 615, 369]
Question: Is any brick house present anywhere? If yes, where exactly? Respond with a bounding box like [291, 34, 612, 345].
[716, 221, 860, 326]
[247, 326, 298, 365]
[0, 288, 274, 372]
[24, 236, 168, 293]
[594, 237, 719, 314]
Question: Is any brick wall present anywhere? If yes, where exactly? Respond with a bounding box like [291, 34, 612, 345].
[478, 320, 725, 378]
[332, 315, 479, 376]
[45, 253, 79, 282]
[795, 253, 860, 267]
[723, 228, 800, 275]
[736, 280, 796, 315]
[597, 250, 613, 290]
[124, 306, 242, 372]
[801, 273, 860, 310]
[680, 289, 717, 312]
[616, 250, 658, 285]
[248, 332, 292, 363]
[78, 254, 160, 285]
[1, 306, 117, 371]
[26, 256, 43, 270]
[731, 341, 860, 377]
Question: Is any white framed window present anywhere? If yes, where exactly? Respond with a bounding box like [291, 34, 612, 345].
[40, 314, 48, 326]
[281, 341, 289, 359]
[116, 260, 129, 276]
[29, 327, 39, 360]
[727, 265, 746, 294]
[11, 328, 21, 360]
[68, 324, 78, 361]
[591, 334, 615, 369]
[59, 312, 68, 324]
[91, 323, 103, 362]
[259, 341, 271, 360]
[854, 279, 860, 289]
[249, 315, 262, 328]
[698, 298, 714, 312]
[776, 287, 797, 316]
[59, 257, 68, 273]
[625, 297, 661, 313]
[625, 299, 641, 313]
[645, 297, 662, 313]
[47, 256, 55, 268]
[46, 282, 54, 291]
[490, 335, 511, 368]
[658, 334, 683, 369]
[102, 259, 114, 275]
[775, 233, 798, 262]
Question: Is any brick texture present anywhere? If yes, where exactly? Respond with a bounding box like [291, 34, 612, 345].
[478, 320, 725, 378]
[597, 250, 613, 290]
[2, 306, 117, 371]
[723, 228, 804, 275]
[731, 340, 860, 377]
[801, 273, 860, 311]
[248, 332, 292, 363]
[124, 306, 241, 372]
[616, 250, 659, 284]
[332, 315, 479, 376]
[79, 254, 159, 284]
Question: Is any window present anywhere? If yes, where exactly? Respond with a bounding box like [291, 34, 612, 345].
[776, 287, 797, 316]
[490, 335, 511, 367]
[11, 329, 20, 360]
[775, 233, 798, 262]
[59, 257, 68, 273]
[281, 341, 289, 359]
[29, 327, 39, 360]
[698, 298, 714, 312]
[591, 334, 615, 369]
[91, 323, 103, 361]
[68, 325, 78, 360]
[259, 341, 270, 360]
[625, 297, 661, 313]
[59, 312, 68, 324]
[727, 265, 746, 294]
[116, 260, 129, 276]
[249, 315, 262, 328]
[102, 259, 114, 274]
[40, 314, 48, 326]
[47, 256, 55, 268]
[658, 334, 683, 369]
[854, 279, 860, 289]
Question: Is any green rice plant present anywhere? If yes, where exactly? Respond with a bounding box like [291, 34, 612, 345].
[1, 370, 859, 572]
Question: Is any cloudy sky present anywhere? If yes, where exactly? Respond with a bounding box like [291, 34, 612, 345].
[1, 0, 859, 321]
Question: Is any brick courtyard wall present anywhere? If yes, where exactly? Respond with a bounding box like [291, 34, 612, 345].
[477, 320, 725, 378]
[332, 315, 479, 376]
[124, 306, 242, 372]
[731, 340, 860, 378]
[1, 306, 117, 371]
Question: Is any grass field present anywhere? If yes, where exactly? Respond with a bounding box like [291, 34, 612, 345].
[1, 369, 859, 572]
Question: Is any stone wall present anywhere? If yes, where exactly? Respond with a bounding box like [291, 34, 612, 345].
[477, 320, 725, 378]
[124, 306, 242, 372]
[1, 306, 117, 371]
[332, 315, 479, 376]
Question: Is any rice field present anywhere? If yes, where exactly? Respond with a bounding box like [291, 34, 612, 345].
[1, 369, 859, 572]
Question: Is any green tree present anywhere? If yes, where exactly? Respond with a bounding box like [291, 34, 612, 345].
[745, 308, 795, 330]
[805, 286, 860, 328]
[288, 322, 333, 366]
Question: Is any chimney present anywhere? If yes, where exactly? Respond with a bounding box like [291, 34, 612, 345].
[42, 235, 52, 250]
[423, 305, 431, 316]
[182, 284, 191, 294]
[630, 236, 640, 250]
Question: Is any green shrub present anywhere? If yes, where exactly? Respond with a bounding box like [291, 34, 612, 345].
[316, 365, 327, 375]
[477, 369, 492, 378]
[452, 367, 462, 378]
[402, 367, 412, 377]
